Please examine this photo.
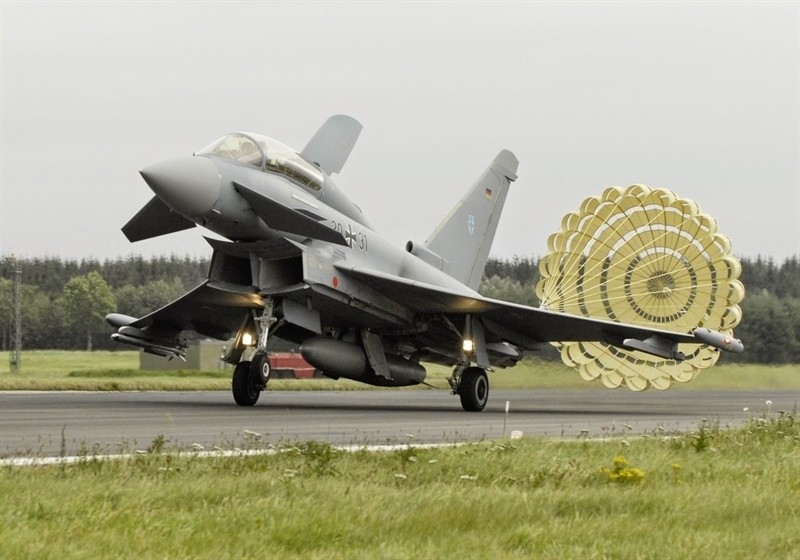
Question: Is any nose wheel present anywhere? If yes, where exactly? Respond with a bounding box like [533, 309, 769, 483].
[450, 366, 490, 412]
[232, 301, 277, 407]
[232, 352, 270, 407]
[251, 351, 271, 385]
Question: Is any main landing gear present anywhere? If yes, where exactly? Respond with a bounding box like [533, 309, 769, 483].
[449, 365, 490, 412]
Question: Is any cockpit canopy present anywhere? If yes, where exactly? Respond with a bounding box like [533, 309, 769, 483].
[197, 133, 324, 191]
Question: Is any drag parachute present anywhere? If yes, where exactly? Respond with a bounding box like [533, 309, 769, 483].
[536, 184, 744, 390]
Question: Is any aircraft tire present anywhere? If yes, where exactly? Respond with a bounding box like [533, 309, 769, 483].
[459, 367, 489, 412]
[232, 360, 260, 406]
[251, 352, 271, 386]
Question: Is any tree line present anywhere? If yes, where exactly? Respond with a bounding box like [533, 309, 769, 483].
[1, 254, 798, 363]
[0, 256, 206, 351]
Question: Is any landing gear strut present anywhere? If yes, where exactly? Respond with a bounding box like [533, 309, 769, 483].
[232, 300, 277, 407]
[449, 365, 490, 412]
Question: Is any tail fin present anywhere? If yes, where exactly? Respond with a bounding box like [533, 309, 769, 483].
[424, 150, 519, 290]
[300, 115, 362, 176]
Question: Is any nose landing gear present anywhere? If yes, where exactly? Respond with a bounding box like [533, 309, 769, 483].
[232, 357, 269, 406]
[232, 300, 277, 407]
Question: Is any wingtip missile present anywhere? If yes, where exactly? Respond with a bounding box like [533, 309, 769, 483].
[693, 328, 744, 353]
[106, 314, 187, 360]
[106, 313, 138, 328]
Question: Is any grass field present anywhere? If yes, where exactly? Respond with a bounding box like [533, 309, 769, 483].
[0, 350, 797, 391]
[0, 412, 797, 559]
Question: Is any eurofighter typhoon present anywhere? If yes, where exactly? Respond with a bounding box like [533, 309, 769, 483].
[107, 116, 743, 411]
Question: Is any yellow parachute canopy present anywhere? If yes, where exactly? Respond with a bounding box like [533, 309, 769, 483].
[536, 185, 744, 391]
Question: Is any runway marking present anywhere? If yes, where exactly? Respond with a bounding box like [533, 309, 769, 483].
[0, 442, 464, 468]
[0, 436, 663, 467]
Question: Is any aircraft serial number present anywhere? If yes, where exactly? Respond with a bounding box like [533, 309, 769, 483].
[331, 220, 368, 252]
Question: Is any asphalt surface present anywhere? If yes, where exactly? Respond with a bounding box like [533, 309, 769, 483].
[1, 389, 797, 457]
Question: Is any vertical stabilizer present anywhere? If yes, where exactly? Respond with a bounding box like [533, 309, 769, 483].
[424, 150, 519, 290]
[300, 115, 362, 176]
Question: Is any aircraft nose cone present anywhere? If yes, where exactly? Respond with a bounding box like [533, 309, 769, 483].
[140, 156, 221, 219]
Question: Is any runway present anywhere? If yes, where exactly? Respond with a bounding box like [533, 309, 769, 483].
[1, 389, 797, 457]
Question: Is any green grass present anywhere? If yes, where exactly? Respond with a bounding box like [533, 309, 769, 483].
[1, 412, 798, 559]
[0, 351, 797, 391]
[0, 349, 139, 375]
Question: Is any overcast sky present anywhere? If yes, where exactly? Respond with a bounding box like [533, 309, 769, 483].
[1, 1, 798, 263]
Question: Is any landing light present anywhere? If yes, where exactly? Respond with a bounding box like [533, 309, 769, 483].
[242, 332, 254, 346]
[462, 339, 474, 353]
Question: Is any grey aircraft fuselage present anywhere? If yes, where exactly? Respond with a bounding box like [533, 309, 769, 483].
[108, 115, 743, 411]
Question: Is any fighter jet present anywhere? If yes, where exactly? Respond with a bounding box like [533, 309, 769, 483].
[106, 115, 743, 411]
